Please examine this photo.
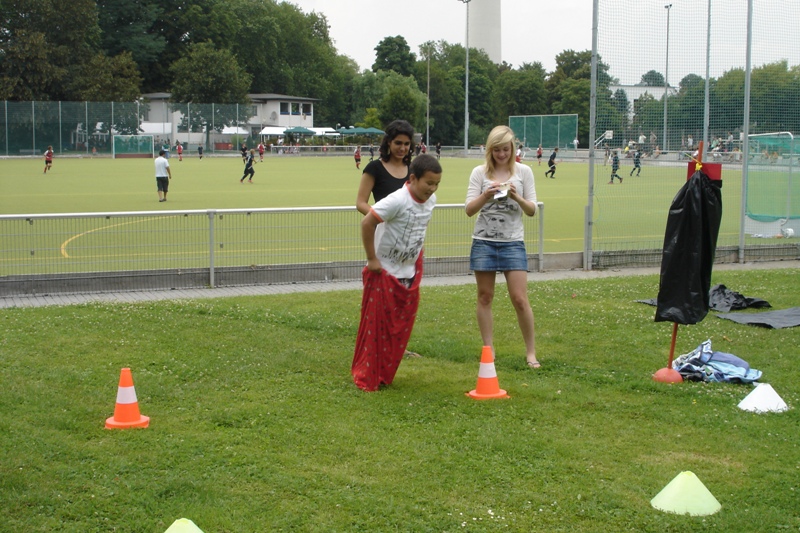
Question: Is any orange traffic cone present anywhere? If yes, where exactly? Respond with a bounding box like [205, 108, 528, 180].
[105, 368, 150, 429]
[467, 346, 509, 400]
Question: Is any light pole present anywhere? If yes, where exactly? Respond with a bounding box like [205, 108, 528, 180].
[459, 0, 471, 156]
[424, 42, 432, 147]
[663, 3, 672, 152]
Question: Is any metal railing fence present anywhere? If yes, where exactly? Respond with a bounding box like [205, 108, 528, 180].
[0, 204, 544, 296]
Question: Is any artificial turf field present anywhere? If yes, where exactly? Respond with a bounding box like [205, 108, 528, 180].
[2, 153, 739, 256]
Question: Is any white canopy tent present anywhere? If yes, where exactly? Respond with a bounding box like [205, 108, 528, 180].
[221, 126, 249, 135]
[258, 126, 288, 136]
[309, 127, 340, 137]
[258, 126, 339, 137]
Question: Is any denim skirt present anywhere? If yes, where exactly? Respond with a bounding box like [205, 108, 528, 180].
[469, 239, 528, 272]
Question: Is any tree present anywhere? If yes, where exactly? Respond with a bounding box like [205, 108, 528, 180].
[350, 69, 425, 131]
[373, 36, 416, 77]
[672, 74, 706, 142]
[546, 50, 612, 147]
[251, 2, 356, 126]
[357, 108, 382, 129]
[0, 31, 62, 100]
[170, 42, 251, 104]
[72, 52, 143, 102]
[631, 92, 662, 139]
[412, 44, 462, 145]
[750, 60, 799, 133]
[379, 84, 423, 127]
[640, 70, 665, 87]
[596, 88, 628, 147]
[226, 0, 279, 93]
[97, 0, 166, 68]
[491, 64, 547, 125]
[170, 42, 253, 144]
[0, 0, 100, 100]
[712, 68, 745, 135]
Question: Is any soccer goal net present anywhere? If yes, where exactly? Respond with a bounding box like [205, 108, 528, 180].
[112, 135, 155, 158]
[744, 132, 799, 236]
[508, 114, 578, 150]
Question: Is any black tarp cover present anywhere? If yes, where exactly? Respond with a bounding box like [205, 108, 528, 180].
[717, 307, 800, 329]
[655, 170, 723, 324]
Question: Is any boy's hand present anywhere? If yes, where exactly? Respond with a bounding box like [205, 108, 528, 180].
[366, 257, 382, 273]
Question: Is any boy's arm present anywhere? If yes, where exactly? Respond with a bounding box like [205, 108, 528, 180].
[361, 210, 382, 272]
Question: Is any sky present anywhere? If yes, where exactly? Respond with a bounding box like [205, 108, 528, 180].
[285, 1, 800, 87]
[284, 0, 593, 73]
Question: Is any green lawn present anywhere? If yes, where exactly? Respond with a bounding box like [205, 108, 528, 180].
[1, 268, 798, 531]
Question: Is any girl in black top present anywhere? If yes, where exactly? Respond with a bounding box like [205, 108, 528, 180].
[356, 120, 414, 215]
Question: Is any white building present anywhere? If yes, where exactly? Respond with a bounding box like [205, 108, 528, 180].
[140, 93, 320, 144]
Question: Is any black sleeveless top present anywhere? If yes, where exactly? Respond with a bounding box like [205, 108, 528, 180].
[363, 159, 410, 202]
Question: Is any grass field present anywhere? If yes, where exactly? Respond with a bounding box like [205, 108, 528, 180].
[1, 268, 798, 531]
[2, 153, 747, 257]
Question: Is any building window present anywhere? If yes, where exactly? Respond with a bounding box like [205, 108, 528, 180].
[251, 105, 258, 117]
[291, 103, 300, 115]
[302, 103, 312, 116]
[280, 102, 290, 115]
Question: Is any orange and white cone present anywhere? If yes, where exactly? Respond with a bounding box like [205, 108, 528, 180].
[105, 368, 150, 429]
[467, 346, 509, 400]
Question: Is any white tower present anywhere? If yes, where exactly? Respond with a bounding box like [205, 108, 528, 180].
[468, 0, 502, 64]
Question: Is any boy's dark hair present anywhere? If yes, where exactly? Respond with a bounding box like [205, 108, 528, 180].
[158, 150, 166, 156]
[410, 154, 442, 179]
[379, 120, 415, 165]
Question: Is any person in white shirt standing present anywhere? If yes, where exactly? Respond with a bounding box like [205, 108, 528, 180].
[154, 150, 172, 202]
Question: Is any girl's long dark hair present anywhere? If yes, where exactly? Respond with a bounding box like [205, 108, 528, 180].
[379, 120, 415, 165]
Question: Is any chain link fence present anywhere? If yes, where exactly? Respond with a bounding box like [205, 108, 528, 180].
[588, 0, 800, 268]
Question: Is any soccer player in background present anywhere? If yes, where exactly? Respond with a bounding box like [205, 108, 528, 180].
[43, 146, 54, 173]
[544, 147, 559, 178]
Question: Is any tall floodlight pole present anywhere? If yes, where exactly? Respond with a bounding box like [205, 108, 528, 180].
[459, 0, 471, 156]
[426, 45, 431, 146]
[663, 4, 672, 152]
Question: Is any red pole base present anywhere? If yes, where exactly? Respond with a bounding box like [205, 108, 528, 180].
[653, 367, 683, 383]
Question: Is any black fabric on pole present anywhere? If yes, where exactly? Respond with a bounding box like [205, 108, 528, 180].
[655, 170, 723, 324]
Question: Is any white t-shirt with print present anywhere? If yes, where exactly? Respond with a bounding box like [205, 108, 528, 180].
[465, 163, 537, 242]
[370, 183, 436, 279]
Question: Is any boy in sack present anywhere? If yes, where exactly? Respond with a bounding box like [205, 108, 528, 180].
[352, 154, 443, 391]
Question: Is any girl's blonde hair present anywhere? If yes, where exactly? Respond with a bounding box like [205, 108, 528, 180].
[484, 125, 516, 179]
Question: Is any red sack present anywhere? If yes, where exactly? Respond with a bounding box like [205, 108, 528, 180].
[351, 254, 424, 391]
